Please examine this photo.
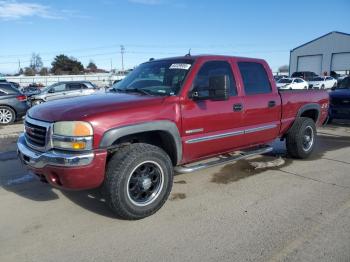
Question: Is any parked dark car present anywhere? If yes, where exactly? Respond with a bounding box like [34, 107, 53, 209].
[0, 83, 29, 125]
[291, 71, 318, 81]
[329, 76, 350, 122]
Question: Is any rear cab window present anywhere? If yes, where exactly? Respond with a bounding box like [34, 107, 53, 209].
[238, 62, 272, 95]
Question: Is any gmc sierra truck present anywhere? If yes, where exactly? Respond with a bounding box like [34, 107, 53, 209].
[17, 55, 329, 219]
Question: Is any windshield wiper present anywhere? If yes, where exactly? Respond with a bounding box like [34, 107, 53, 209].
[117, 87, 154, 96]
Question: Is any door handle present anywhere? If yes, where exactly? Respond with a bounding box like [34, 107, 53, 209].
[233, 103, 243, 112]
[268, 101, 276, 108]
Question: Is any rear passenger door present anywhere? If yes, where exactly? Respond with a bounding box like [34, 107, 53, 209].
[237, 61, 281, 146]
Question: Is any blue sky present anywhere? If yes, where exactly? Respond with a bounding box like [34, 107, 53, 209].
[1, 0, 349, 74]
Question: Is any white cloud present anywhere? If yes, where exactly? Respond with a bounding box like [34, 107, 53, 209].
[0, 1, 86, 20]
[128, 0, 163, 5]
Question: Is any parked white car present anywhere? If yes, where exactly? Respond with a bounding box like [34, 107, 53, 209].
[308, 76, 337, 89]
[276, 78, 308, 90]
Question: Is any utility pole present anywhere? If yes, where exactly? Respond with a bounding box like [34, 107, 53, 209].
[120, 45, 125, 72]
[18, 59, 21, 73]
[110, 59, 113, 72]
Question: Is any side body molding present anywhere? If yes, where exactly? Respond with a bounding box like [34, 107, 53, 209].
[99, 121, 182, 164]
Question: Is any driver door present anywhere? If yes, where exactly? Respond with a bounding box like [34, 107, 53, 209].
[181, 60, 245, 163]
[46, 83, 67, 101]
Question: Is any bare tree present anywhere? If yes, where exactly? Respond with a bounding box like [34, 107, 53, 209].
[278, 65, 289, 73]
[29, 53, 43, 73]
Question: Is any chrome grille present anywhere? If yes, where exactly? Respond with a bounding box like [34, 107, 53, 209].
[24, 117, 51, 151]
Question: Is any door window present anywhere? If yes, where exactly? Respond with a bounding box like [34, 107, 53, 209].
[67, 83, 82, 91]
[238, 62, 271, 95]
[51, 84, 66, 92]
[193, 61, 237, 96]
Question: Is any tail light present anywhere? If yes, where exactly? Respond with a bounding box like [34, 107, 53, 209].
[16, 95, 27, 101]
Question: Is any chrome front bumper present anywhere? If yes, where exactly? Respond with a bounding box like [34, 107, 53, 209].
[17, 134, 94, 169]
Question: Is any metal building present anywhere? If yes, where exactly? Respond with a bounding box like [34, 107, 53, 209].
[289, 31, 350, 76]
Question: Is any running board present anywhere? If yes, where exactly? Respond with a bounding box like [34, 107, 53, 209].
[174, 145, 273, 174]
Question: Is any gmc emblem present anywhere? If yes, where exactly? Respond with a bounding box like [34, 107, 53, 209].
[25, 126, 35, 136]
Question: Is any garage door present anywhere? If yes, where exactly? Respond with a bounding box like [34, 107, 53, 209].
[297, 55, 322, 75]
[331, 53, 350, 71]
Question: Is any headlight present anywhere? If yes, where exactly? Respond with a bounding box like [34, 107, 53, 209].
[52, 121, 93, 151]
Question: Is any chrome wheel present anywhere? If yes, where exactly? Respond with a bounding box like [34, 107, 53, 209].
[127, 161, 164, 207]
[0, 108, 14, 124]
[302, 126, 314, 151]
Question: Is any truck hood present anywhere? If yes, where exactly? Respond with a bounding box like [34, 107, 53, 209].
[28, 92, 165, 122]
[330, 89, 350, 98]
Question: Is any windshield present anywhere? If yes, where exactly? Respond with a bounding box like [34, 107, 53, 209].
[311, 77, 324, 81]
[278, 78, 292, 84]
[336, 77, 350, 89]
[111, 59, 194, 96]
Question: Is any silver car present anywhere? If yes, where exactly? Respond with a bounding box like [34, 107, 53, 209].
[29, 81, 98, 106]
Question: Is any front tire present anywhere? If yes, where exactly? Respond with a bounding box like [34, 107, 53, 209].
[286, 117, 316, 159]
[102, 143, 173, 220]
[0, 106, 16, 125]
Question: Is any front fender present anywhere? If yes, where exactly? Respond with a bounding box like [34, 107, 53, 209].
[99, 120, 182, 165]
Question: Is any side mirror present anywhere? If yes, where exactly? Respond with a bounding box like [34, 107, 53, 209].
[190, 75, 229, 101]
[48, 89, 54, 93]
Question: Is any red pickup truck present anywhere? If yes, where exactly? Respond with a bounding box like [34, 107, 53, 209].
[17, 55, 329, 219]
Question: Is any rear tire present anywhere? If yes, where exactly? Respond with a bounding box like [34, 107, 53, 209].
[286, 117, 316, 159]
[0, 106, 16, 125]
[102, 143, 173, 220]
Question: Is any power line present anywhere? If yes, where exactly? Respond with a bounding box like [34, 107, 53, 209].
[0, 41, 289, 58]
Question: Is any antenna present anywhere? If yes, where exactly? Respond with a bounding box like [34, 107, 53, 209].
[185, 48, 191, 56]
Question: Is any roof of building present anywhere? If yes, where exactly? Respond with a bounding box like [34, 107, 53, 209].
[291, 31, 350, 52]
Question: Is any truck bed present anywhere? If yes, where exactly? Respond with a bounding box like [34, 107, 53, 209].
[279, 89, 329, 135]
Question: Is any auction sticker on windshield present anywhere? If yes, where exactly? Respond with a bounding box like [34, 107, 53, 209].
[169, 64, 191, 70]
